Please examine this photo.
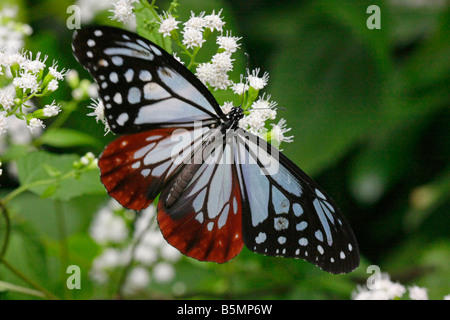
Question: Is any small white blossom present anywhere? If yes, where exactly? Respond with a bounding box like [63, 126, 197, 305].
[0, 88, 15, 110]
[13, 72, 39, 93]
[217, 31, 241, 53]
[87, 98, 110, 133]
[153, 262, 175, 283]
[239, 111, 266, 134]
[48, 62, 68, 80]
[409, 286, 428, 300]
[181, 27, 206, 49]
[196, 62, 216, 85]
[195, 52, 234, 91]
[204, 9, 225, 32]
[232, 75, 249, 95]
[184, 11, 206, 30]
[110, 0, 135, 22]
[270, 118, 294, 144]
[251, 95, 277, 120]
[47, 79, 59, 92]
[0, 7, 31, 52]
[90, 205, 129, 244]
[211, 52, 234, 72]
[196, 61, 232, 90]
[20, 52, 47, 74]
[0, 114, 8, 135]
[0, 161, 2, 177]
[0, 51, 26, 68]
[220, 101, 234, 114]
[90, 248, 128, 283]
[43, 101, 61, 117]
[158, 12, 180, 37]
[352, 273, 406, 300]
[27, 118, 45, 133]
[172, 52, 184, 65]
[247, 68, 269, 90]
[125, 267, 151, 291]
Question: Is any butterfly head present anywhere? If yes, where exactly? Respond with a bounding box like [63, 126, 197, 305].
[223, 106, 244, 129]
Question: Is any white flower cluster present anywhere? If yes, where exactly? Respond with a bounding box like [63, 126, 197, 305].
[0, 6, 32, 53]
[0, 50, 68, 135]
[352, 272, 449, 300]
[157, 8, 293, 146]
[89, 200, 181, 294]
[84, 3, 294, 147]
[157, 9, 239, 91]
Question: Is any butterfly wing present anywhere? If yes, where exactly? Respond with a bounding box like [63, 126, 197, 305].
[157, 130, 244, 263]
[98, 125, 210, 211]
[72, 26, 227, 211]
[72, 26, 224, 134]
[236, 131, 359, 274]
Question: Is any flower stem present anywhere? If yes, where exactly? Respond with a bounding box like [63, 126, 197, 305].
[0, 280, 46, 299]
[0, 258, 59, 300]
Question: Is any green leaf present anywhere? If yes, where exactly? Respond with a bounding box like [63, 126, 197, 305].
[135, 1, 172, 51]
[0, 144, 34, 162]
[269, 11, 383, 175]
[16, 151, 105, 200]
[40, 184, 58, 199]
[38, 128, 102, 148]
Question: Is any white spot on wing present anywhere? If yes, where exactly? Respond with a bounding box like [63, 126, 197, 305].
[293, 203, 303, 217]
[128, 87, 141, 104]
[274, 217, 289, 231]
[111, 56, 123, 66]
[315, 188, 326, 200]
[113, 92, 122, 104]
[255, 232, 266, 244]
[117, 113, 129, 126]
[139, 70, 152, 81]
[109, 72, 119, 83]
[125, 69, 134, 82]
[296, 221, 308, 231]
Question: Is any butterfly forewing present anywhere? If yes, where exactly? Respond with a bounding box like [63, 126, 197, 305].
[236, 132, 359, 274]
[72, 26, 223, 134]
[98, 125, 209, 211]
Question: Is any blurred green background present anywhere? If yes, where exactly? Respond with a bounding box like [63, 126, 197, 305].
[0, 0, 449, 299]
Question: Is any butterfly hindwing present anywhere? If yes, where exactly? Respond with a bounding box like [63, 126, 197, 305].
[72, 26, 223, 134]
[236, 132, 359, 274]
[157, 131, 244, 263]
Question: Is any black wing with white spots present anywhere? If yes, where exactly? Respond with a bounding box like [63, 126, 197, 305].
[72, 26, 223, 134]
[236, 132, 359, 274]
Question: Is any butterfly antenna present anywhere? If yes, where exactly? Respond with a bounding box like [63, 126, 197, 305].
[238, 53, 251, 109]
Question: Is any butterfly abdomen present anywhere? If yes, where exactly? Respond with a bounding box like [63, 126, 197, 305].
[166, 163, 202, 207]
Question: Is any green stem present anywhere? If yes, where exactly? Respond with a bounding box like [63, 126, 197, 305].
[0, 202, 11, 260]
[0, 258, 59, 300]
[54, 200, 69, 299]
[116, 216, 158, 299]
[0, 170, 76, 205]
[0, 280, 46, 299]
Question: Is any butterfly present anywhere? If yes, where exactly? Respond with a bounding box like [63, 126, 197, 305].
[72, 26, 359, 274]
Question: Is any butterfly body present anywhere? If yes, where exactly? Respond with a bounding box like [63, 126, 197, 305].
[72, 26, 359, 274]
